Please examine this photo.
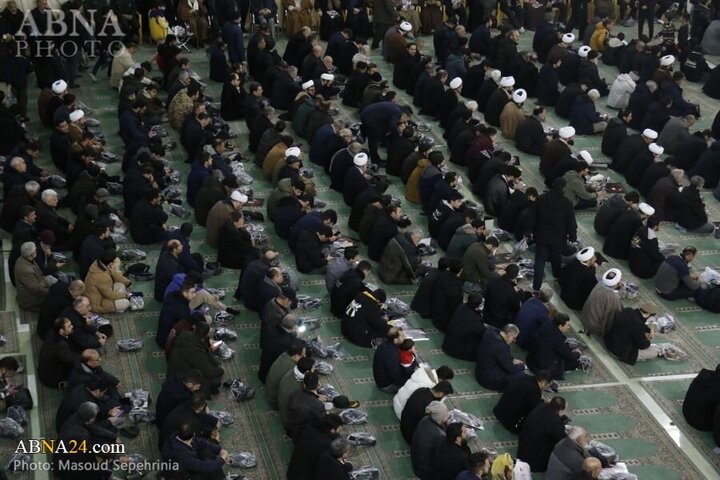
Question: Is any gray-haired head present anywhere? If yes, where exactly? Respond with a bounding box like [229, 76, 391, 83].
[645, 80, 658, 91]
[349, 142, 363, 154]
[25, 181, 40, 194]
[329, 437, 351, 459]
[20, 241, 36, 259]
[9, 157, 24, 168]
[539, 284, 554, 303]
[41, 189, 58, 203]
[282, 313, 299, 330]
[690, 175, 705, 189]
[502, 324, 520, 337]
[568, 426, 589, 446]
[77, 402, 100, 422]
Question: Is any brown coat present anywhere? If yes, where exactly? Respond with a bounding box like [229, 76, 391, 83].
[205, 200, 235, 247]
[283, 0, 316, 37]
[84, 261, 131, 313]
[168, 89, 194, 130]
[405, 157, 429, 204]
[500, 103, 525, 140]
[14, 257, 50, 311]
[263, 143, 287, 180]
[540, 139, 572, 178]
[386, 30, 407, 65]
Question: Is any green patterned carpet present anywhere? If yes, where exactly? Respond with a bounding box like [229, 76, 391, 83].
[4, 19, 720, 480]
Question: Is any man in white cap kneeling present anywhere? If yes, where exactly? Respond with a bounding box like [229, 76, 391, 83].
[626, 142, 664, 188]
[580, 267, 624, 336]
[569, 88, 607, 135]
[343, 152, 371, 206]
[439, 77, 464, 129]
[319, 73, 339, 98]
[540, 126, 574, 178]
[604, 202, 655, 260]
[206, 189, 248, 248]
[386, 21, 413, 64]
[611, 127, 657, 173]
[500, 88, 526, 140]
[558, 247, 599, 310]
[485, 75, 515, 127]
[39, 80, 68, 128]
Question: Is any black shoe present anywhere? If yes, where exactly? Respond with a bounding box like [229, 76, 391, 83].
[226, 307, 241, 315]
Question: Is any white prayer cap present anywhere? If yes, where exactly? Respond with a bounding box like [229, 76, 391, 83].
[578, 46, 591, 58]
[642, 128, 658, 139]
[320, 73, 334, 81]
[660, 54, 675, 67]
[562, 33, 575, 44]
[466, 100, 478, 112]
[587, 89, 600, 100]
[230, 191, 248, 203]
[285, 146, 301, 158]
[489, 70, 502, 84]
[353, 152, 368, 166]
[52, 79, 67, 94]
[639, 202, 655, 216]
[400, 21, 412, 32]
[302, 80, 314, 90]
[449, 77, 463, 89]
[69, 110, 84, 122]
[559, 126, 575, 139]
[579, 150, 593, 165]
[500, 76, 515, 87]
[602, 268, 623, 287]
[512, 89, 527, 104]
[576, 247, 595, 263]
[649, 143, 664, 155]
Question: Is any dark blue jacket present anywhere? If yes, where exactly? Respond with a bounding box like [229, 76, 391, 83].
[515, 297, 550, 349]
[156, 291, 191, 347]
[468, 25, 492, 55]
[161, 435, 224, 475]
[310, 123, 336, 166]
[240, 259, 272, 310]
[186, 159, 212, 207]
[360, 101, 402, 138]
[288, 211, 323, 251]
[271, 70, 301, 110]
[527, 319, 579, 380]
[372, 340, 409, 389]
[118, 109, 148, 154]
[167, 229, 202, 272]
[569, 93, 602, 135]
[222, 21, 246, 63]
[154, 249, 184, 302]
[475, 328, 525, 391]
[661, 80, 697, 116]
[536, 64, 560, 106]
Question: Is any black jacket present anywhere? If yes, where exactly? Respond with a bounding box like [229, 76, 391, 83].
[682, 367, 720, 431]
[515, 115, 547, 156]
[484, 88, 510, 126]
[341, 291, 389, 347]
[155, 374, 193, 428]
[286, 389, 327, 439]
[432, 441, 471, 480]
[629, 225, 665, 279]
[130, 199, 168, 245]
[611, 133, 646, 174]
[154, 250, 184, 302]
[604, 308, 651, 365]
[217, 221, 257, 269]
[558, 259, 597, 310]
[411, 268, 440, 319]
[675, 186, 708, 230]
[527, 319, 580, 380]
[342, 166, 369, 206]
[474, 328, 525, 392]
[517, 402, 568, 472]
[330, 267, 367, 318]
[493, 375, 543, 433]
[442, 304, 486, 361]
[431, 270, 464, 332]
[400, 387, 436, 444]
[156, 291, 191, 348]
[367, 212, 399, 261]
[593, 194, 627, 237]
[603, 210, 642, 260]
[295, 230, 328, 273]
[38, 331, 78, 388]
[373, 340, 410, 389]
[601, 117, 627, 157]
[533, 188, 577, 246]
[158, 401, 217, 450]
[483, 276, 524, 328]
[37, 281, 72, 339]
[314, 452, 352, 480]
[287, 425, 338, 480]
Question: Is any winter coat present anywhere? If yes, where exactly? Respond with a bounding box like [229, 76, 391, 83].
[287, 425, 337, 480]
[205, 199, 235, 248]
[410, 416, 445, 480]
[367, 212, 399, 261]
[607, 74, 636, 109]
[648, 175, 680, 221]
[537, 64, 561, 106]
[341, 291, 390, 347]
[461, 242, 495, 286]
[682, 367, 720, 431]
[154, 250, 184, 302]
[657, 116, 690, 156]
[500, 102, 524, 140]
[601, 118, 628, 157]
[580, 283, 622, 337]
[474, 328, 525, 391]
[527, 319, 580, 380]
[689, 141, 720, 189]
[533, 188, 577, 246]
[411, 268, 439, 318]
[593, 194, 627, 236]
[167, 330, 224, 381]
[217, 221, 256, 269]
[373, 340, 411, 389]
[84, 261, 131, 314]
[562, 170, 596, 207]
[129, 199, 168, 245]
[675, 186, 709, 230]
[569, 94, 602, 135]
[286, 389, 327, 439]
[603, 209, 642, 260]
[540, 139, 572, 179]
[517, 402, 568, 472]
[611, 134, 645, 173]
[393, 368, 439, 419]
[629, 225, 665, 279]
[483, 174, 512, 217]
[14, 256, 49, 311]
[156, 292, 191, 348]
[515, 297, 552, 349]
[432, 441, 471, 480]
[431, 270, 464, 331]
[483, 276, 523, 328]
[546, 437, 586, 479]
[484, 88, 511, 127]
[378, 235, 417, 284]
[400, 387, 436, 444]
[294, 229, 328, 273]
[493, 374, 543, 434]
[442, 304, 486, 361]
[38, 331, 78, 388]
[194, 176, 225, 226]
[516, 115, 548, 155]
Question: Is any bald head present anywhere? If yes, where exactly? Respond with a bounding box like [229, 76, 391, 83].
[82, 349, 101, 362]
[582, 457, 602, 477]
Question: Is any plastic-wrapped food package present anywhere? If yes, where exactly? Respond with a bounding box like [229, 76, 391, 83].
[649, 315, 676, 334]
[230, 379, 256, 402]
[339, 408, 368, 425]
[205, 288, 226, 300]
[325, 342, 347, 360]
[597, 462, 636, 479]
[47, 175, 67, 188]
[215, 342, 235, 360]
[347, 432, 377, 446]
[588, 440, 618, 467]
[349, 466, 380, 480]
[214, 311, 233, 326]
[385, 298, 412, 317]
[119, 249, 147, 262]
[298, 317, 321, 331]
[7, 406, 27, 425]
[118, 339, 144, 352]
[619, 282, 639, 299]
[215, 327, 238, 341]
[209, 410, 234, 426]
[307, 338, 329, 358]
[228, 452, 257, 468]
[0, 418, 24, 438]
[129, 296, 145, 311]
[654, 343, 689, 361]
[577, 355, 593, 372]
[565, 337, 588, 351]
[314, 361, 334, 375]
[170, 204, 190, 218]
[317, 384, 340, 400]
[163, 186, 182, 200]
[512, 238, 529, 258]
[110, 232, 128, 243]
[658, 243, 679, 255]
[129, 389, 150, 408]
[447, 409, 485, 432]
[129, 408, 156, 424]
[0, 336, 7, 347]
[701, 267, 720, 286]
[297, 295, 322, 310]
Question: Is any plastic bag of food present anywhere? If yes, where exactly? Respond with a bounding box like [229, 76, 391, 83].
[110, 232, 127, 243]
[317, 384, 340, 400]
[577, 355, 593, 372]
[170, 204, 190, 218]
[649, 314, 676, 334]
[228, 452, 257, 468]
[47, 175, 67, 188]
[215, 327, 238, 341]
[214, 311, 233, 327]
[565, 337, 588, 351]
[205, 288, 226, 300]
[619, 282, 639, 299]
[307, 337, 329, 358]
[297, 295, 321, 310]
[118, 339, 144, 352]
[215, 342, 235, 360]
[655, 343, 689, 361]
[588, 440, 618, 467]
[325, 342, 347, 360]
[512, 238, 528, 259]
[129, 295, 145, 311]
[447, 408, 485, 431]
[209, 410, 234, 426]
[298, 317, 321, 332]
[348, 432, 377, 446]
[314, 360, 334, 375]
[129, 407, 156, 424]
[701, 267, 720, 286]
[229, 379, 255, 402]
[7, 406, 27, 425]
[349, 466, 380, 480]
[120, 249, 147, 262]
[339, 408, 368, 425]
[385, 297, 412, 317]
[0, 418, 24, 438]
